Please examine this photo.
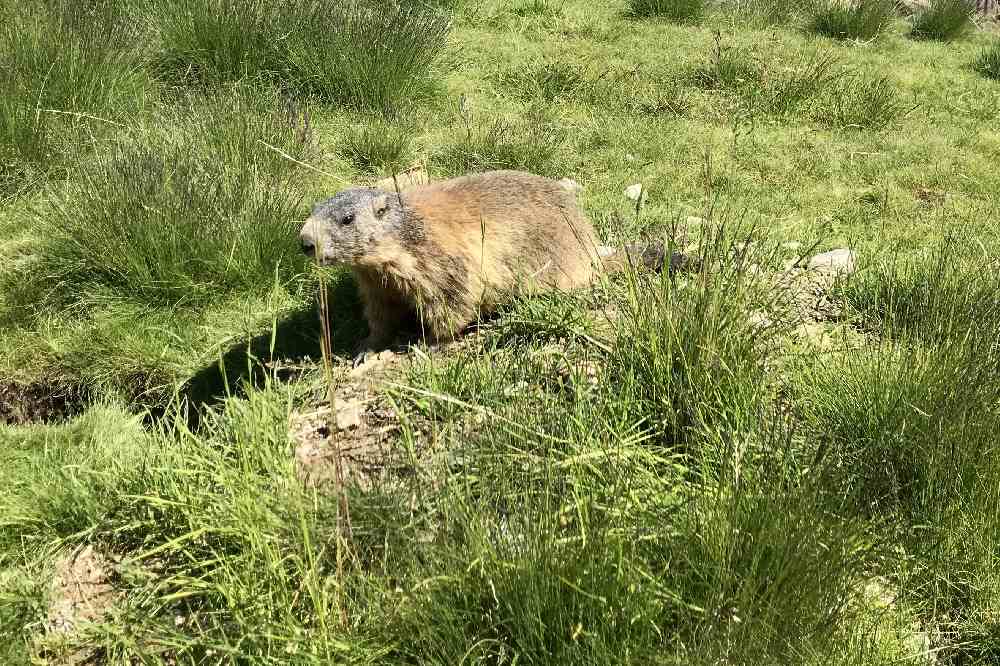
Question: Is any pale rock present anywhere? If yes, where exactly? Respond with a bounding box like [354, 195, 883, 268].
[807, 248, 856, 275]
[349, 349, 396, 378]
[795, 322, 831, 347]
[624, 183, 644, 201]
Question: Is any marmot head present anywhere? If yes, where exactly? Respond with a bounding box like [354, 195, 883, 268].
[299, 187, 405, 265]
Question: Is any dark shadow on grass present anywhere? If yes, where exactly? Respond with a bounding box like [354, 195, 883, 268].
[173, 273, 368, 427]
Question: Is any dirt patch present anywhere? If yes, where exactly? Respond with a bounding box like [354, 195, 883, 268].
[0, 380, 87, 426]
[291, 350, 416, 491]
[775, 261, 848, 324]
[44, 545, 117, 635]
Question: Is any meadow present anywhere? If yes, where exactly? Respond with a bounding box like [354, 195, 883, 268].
[1, 0, 1000, 663]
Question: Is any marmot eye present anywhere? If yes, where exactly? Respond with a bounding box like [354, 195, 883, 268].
[341, 213, 355, 226]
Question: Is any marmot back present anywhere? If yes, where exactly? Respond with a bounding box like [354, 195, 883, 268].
[299, 170, 602, 357]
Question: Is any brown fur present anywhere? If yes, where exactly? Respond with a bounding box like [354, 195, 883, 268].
[300, 170, 604, 355]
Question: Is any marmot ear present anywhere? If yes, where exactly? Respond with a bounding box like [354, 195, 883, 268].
[372, 194, 390, 219]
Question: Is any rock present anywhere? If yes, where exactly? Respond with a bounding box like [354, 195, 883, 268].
[685, 216, 706, 226]
[782, 241, 802, 252]
[862, 577, 896, 610]
[624, 183, 644, 202]
[807, 248, 856, 275]
[795, 322, 833, 348]
[349, 349, 397, 378]
[334, 398, 364, 431]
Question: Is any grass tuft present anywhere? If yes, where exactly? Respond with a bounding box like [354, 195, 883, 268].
[692, 40, 847, 119]
[287, 0, 453, 112]
[150, 0, 452, 113]
[799, 243, 1000, 515]
[29, 86, 311, 309]
[0, 2, 148, 195]
[808, 0, 896, 41]
[627, 0, 707, 23]
[838, 238, 1000, 345]
[436, 113, 564, 177]
[820, 71, 906, 129]
[338, 118, 413, 176]
[909, 0, 975, 41]
[495, 61, 586, 102]
[729, 0, 808, 26]
[973, 40, 1000, 80]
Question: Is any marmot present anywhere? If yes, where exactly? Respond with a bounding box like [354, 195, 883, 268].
[298, 170, 670, 360]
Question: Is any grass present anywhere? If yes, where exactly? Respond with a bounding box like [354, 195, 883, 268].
[435, 111, 566, 177]
[23, 86, 311, 309]
[820, 71, 907, 129]
[151, 0, 452, 112]
[909, 0, 975, 41]
[974, 40, 1000, 79]
[0, 1, 148, 195]
[690, 41, 904, 125]
[794, 244, 1000, 661]
[808, 0, 896, 41]
[727, 0, 808, 26]
[338, 118, 414, 176]
[3, 0, 1000, 661]
[627, 0, 707, 23]
[285, 0, 453, 111]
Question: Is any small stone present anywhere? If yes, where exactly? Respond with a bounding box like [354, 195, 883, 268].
[862, 577, 897, 609]
[782, 241, 802, 251]
[334, 398, 363, 431]
[685, 216, 705, 226]
[795, 323, 831, 348]
[624, 183, 644, 201]
[807, 248, 856, 275]
[349, 349, 396, 378]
